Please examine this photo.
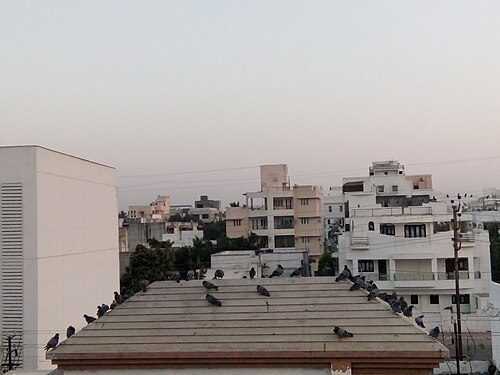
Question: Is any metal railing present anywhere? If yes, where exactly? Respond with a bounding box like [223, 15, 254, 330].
[353, 206, 432, 217]
[394, 272, 435, 281]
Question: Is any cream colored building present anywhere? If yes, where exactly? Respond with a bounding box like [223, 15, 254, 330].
[0, 146, 119, 371]
[128, 195, 170, 222]
[225, 164, 323, 263]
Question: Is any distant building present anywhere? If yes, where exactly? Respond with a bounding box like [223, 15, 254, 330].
[128, 195, 171, 222]
[194, 195, 221, 210]
[0, 146, 119, 371]
[225, 164, 323, 266]
[338, 160, 491, 333]
[162, 221, 204, 248]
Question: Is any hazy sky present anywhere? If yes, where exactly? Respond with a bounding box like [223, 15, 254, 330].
[1, 1, 499, 210]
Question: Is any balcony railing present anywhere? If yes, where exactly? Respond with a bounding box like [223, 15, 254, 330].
[437, 271, 470, 280]
[460, 233, 475, 243]
[350, 236, 369, 249]
[352, 206, 432, 217]
[249, 205, 266, 211]
[394, 272, 435, 281]
[360, 271, 479, 282]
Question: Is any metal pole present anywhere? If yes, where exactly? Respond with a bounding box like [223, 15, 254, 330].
[452, 203, 463, 373]
[7, 335, 13, 371]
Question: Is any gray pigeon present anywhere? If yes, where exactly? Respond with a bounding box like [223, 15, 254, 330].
[171, 272, 181, 283]
[110, 301, 117, 310]
[335, 265, 351, 282]
[96, 305, 105, 318]
[257, 285, 270, 297]
[429, 326, 440, 339]
[290, 266, 303, 277]
[213, 269, 224, 279]
[269, 265, 284, 278]
[367, 288, 380, 301]
[203, 280, 218, 291]
[333, 326, 353, 338]
[114, 291, 123, 305]
[44, 333, 59, 351]
[84, 314, 96, 324]
[349, 276, 366, 291]
[390, 300, 402, 314]
[101, 303, 110, 313]
[415, 315, 425, 328]
[206, 293, 222, 307]
[249, 267, 256, 279]
[66, 326, 75, 339]
[138, 278, 149, 292]
[403, 305, 414, 317]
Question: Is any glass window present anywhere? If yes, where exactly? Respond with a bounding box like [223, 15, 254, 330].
[380, 224, 395, 236]
[411, 295, 419, 304]
[358, 260, 374, 272]
[378, 185, 385, 193]
[430, 295, 440, 304]
[404, 224, 426, 238]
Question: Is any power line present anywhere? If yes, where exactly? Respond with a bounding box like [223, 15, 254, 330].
[118, 165, 260, 179]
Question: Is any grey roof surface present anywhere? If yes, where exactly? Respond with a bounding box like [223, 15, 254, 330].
[47, 277, 447, 368]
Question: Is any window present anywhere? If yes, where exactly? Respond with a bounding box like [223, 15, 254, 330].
[404, 224, 426, 238]
[368, 221, 375, 231]
[445, 258, 468, 273]
[358, 260, 374, 272]
[327, 219, 331, 225]
[458, 258, 469, 271]
[201, 214, 209, 219]
[392, 185, 398, 192]
[430, 295, 440, 304]
[328, 206, 332, 212]
[300, 217, 309, 225]
[380, 224, 395, 236]
[452, 294, 470, 305]
[339, 205, 343, 212]
[301, 236, 310, 244]
[411, 295, 419, 304]
[377, 185, 385, 193]
[233, 219, 242, 226]
[300, 198, 309, 205]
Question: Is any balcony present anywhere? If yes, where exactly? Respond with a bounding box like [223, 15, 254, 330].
[350, 236, 369, 250]
[352, 206, 432, 217]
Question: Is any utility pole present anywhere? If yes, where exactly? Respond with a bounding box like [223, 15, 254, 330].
[451, 200, 463, 374]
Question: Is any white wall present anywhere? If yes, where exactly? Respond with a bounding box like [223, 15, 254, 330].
[489, 282, 500, 366]
[0, 146, 120, 371]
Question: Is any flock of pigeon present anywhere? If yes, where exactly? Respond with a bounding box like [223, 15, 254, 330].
[335, 265, 441, 339]
[43, 263, 440, 352]
[44, 289, 136, 352]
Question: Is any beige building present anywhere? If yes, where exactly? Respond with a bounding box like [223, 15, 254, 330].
[225, 165, 323, 263]
[47, 277, 448, 374]
[128, 195, 171, 222]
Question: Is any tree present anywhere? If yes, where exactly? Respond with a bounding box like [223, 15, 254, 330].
[488, 222, 500, 282]
[203, 220, 226, 241]
[317, 251, 337, 276]
[324, 220, 342, 252]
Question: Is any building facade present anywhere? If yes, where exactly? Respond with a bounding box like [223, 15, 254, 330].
[225, 165, 323, 262]
[338, 161, 491, 332]
[0, 146, 119, 371]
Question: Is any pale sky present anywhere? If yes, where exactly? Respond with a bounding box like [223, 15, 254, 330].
[1, 1, 499, 210]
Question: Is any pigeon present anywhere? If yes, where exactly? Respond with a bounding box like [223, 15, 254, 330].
[101, 303, 110, 313]
[96, 306, 105, 318]
[429, 326, 440, 339]
[399, 297, 408, 311]
[155, 268, 165, 281]
[206, 293, 222, 307]
[390, 300, 402, 314]
[138, 278, 149, 292]
[269, 265, 284, 278]
[44, 333, 59, 351]
[488, 361, 497, 375]
[171, 272, 181, 283]
[214, 269, 224, 279]
[121, 289, 133, 301]
[203, 280, 218, 291]
[349, 275, 366, 291]
[335, 265, 352, 282]
[367, 288, 380, 301]
[114, 291, 123, 305]
[110, 301, 117, 310]
[290, 266, 303, 277]
[415, 315, 425, 328]
[66, 326, 75, 339]
[249, 267, 256, 279]
[84, 314, 96, 324]
[333, 326, 353, 338]
[366, 281, 378, 292]
[257, 285, 270, 297]
[186, 270, 195, 281]
[403, 305, 414, 317]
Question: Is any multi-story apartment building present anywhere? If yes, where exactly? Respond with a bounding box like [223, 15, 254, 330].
[225, 164, 323, 264]
[128, 195, 170, 222]
[338, 161, 491, 332]
[0, 146, 119, 371]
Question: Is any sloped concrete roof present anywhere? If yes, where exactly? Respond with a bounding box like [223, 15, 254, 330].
[47, 277, 448, 373]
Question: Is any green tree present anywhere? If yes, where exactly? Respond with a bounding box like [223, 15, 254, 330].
[317, 251, 337, 276]
[203, 220, 226, 241]
[324, 220, 342, 252]
[489, 222, 500, 282]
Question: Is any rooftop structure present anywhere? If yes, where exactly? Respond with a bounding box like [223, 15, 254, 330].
[47, 278, 447, 374]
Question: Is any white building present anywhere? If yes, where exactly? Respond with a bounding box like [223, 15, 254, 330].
[0, 146, 119, 371]
[209, 249, 310, 279]
[162, 221, 204, 248]
[128, 195, 171, 222]
[225, 165, 323, 266]
[338, 161, 491, 332]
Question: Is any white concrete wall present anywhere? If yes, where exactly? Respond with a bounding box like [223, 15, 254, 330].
[0, 146, 119, 371]
[489, 282, 500, 366]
